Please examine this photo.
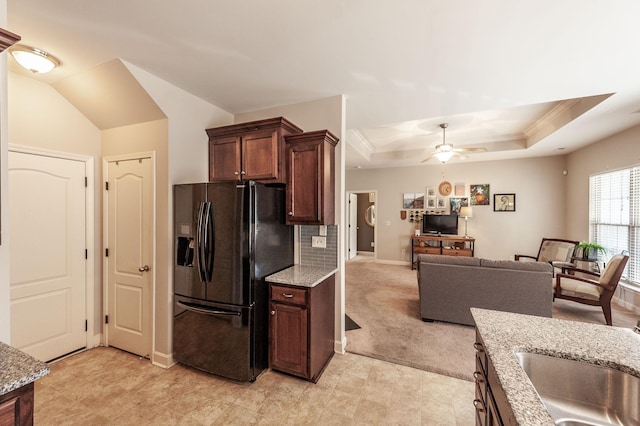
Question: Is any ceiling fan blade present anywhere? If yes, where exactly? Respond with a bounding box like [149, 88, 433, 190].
[453, 147, 487, 153]
[420, 154, 436, 163]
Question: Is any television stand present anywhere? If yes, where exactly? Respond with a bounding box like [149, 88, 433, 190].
[410, 235, 475, 270]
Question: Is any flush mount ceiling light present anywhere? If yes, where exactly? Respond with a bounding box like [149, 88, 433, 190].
[422, 123, 487, 164]
[10, 44, 60, 73]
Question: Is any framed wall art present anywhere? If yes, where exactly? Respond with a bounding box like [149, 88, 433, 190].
[449, 197, 468, 215]
[403, 192, 425, 209]
[470, 184, 490, 206]
[494, 193, 516, 212]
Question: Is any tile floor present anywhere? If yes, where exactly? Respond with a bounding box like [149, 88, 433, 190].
[34, 347, 475, 425]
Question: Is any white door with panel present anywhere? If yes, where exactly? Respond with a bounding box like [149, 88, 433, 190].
[105, 156, 153, 357]
[9, 151, 87, 362]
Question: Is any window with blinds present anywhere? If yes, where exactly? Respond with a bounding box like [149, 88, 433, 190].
[589, 167, 638, 286]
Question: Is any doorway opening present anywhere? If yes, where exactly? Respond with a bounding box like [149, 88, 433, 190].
[347, 191, 377, 263]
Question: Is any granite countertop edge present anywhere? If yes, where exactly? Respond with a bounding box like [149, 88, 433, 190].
[266, 265, 338, 288]
[0, 342, 50, 396]
[471, 308, 640, 426]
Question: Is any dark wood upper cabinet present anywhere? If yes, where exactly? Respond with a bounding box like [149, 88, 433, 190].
[285, 130, 339, 225]
[206, 117, 303, 184]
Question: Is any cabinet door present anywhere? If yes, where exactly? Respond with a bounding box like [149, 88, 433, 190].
[286, 140, 321, 224]
[242, 131, 280, 181]
[209, 136, 241, 181]
[270, 302, 308, 377]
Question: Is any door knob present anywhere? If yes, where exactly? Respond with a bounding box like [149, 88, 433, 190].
[139, 265, 150, 272]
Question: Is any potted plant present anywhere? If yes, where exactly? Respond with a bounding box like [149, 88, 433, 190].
[576, 242, 606, 261]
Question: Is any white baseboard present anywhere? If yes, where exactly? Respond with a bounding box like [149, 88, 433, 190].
[334, 337, 346, 355]
[152, 350, 175, 369]
[374, 259, 410, 266]
[90, 333, 102, 348]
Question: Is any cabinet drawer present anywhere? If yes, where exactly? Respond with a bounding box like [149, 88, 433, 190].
[442, 248, 473, 257]
[413, 246, 440, 254]
[270, 285, 307, 305]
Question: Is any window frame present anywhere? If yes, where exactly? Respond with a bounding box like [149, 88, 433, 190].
[589, 166, 639, 290]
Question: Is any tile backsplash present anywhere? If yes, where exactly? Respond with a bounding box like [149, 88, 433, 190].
[299, 225, 338, 268]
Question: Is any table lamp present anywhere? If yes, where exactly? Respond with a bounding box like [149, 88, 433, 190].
[460, 206, 473, 238]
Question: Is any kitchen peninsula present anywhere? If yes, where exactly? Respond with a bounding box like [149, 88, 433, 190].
[0, 342, 49, 425]
[472, 308, 640, 425]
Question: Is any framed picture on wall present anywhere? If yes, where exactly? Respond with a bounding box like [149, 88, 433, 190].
[450, 197, 468, 215]
[454, 182, 465, 196]
[494, 193, 516, 212]
[470, 184, 490, 206]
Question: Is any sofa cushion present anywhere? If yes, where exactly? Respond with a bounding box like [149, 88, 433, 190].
[480, 258, 552, 273]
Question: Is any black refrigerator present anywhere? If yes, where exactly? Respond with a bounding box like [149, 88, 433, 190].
[173, 181, 293, 381]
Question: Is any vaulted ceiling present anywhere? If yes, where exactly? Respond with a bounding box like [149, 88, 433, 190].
[7, 1, 640, 168]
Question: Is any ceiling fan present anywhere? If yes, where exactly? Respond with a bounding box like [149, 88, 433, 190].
[421, 123, 487, 164]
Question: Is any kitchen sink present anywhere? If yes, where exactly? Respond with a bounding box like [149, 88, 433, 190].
[514, 351, 640, 426]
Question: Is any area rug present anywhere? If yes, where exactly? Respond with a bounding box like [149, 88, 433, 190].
[345, 260, 639, 382]
[345, 261, 476, 381]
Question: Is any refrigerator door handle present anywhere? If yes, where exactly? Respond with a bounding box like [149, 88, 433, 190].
[177, 301, 241, 317]
[203, 202, 215, 282]
[196, 202, 207, 283]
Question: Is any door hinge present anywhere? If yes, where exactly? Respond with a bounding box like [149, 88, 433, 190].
[105, 248, 109, 257]
[105, 181, 109, 190]
[85, 177, 88, 187]
[85, 320, 88, 332]
[105, 315, 109, 324]
[85, 249, 88, 259]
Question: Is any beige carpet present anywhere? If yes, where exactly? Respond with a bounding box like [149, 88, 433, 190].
[345, 260, 639, 382]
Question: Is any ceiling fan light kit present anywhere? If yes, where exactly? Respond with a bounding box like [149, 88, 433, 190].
[423, 123, 487, 164]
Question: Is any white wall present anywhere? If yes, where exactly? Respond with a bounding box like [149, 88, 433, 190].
[347, 155, 568, 263]
[565, 125, 640, 241]
[0, 0, 9, 341]
[566, 124, 640, 312]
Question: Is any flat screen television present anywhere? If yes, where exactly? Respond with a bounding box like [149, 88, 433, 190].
[422, 214, 459, 235]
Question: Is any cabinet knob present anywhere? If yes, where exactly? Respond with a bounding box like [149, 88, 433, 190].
[288, 212, 293, 216]
[473, 371, 484, 382]
[270, 310, 275, 316]
[473, 342, 484, 352]
[234, 171, 239, 175]
[282, 293, 294, 298]
[240, 171, 246, 175]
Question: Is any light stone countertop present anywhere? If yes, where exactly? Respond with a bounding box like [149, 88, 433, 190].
[0, 341, 50, 396]
[266, 265, 337, 288]
[471, 308, 640, 425]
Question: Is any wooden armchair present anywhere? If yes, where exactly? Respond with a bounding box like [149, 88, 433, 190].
[553, 253, 629, 326]
[515, 238, 578, 275]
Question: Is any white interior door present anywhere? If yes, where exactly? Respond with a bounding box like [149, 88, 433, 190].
[9, 151, 87, 362]
[105, 156, 153, 358]
[348, 193, 358, 259]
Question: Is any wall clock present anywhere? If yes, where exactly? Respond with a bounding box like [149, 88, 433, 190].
[438, 181, 452, 196]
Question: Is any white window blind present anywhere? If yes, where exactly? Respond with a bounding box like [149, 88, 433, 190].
[589, 167, 639, 285]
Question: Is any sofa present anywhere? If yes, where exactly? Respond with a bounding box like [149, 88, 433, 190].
[417, 254, 553, 326]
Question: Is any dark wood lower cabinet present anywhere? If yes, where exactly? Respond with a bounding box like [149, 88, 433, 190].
[0, 382, 34, 426]
[269, 275, 335, 382]
[474, 330, 516, 426]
